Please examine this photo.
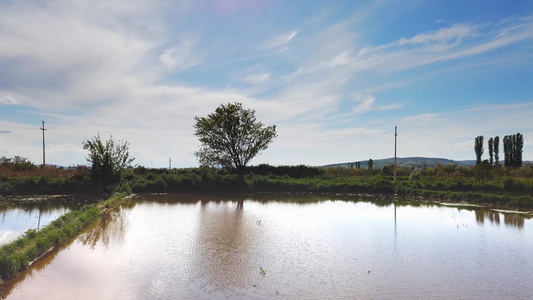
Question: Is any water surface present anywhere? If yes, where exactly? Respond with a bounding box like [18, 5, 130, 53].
[0, 195, 98, 245]
[1, 194, 532, 299]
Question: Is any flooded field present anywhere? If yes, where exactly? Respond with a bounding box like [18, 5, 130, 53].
[0, 195, 99, 246]
[1, 194, 532, 299]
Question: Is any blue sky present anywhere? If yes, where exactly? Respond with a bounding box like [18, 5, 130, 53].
[1, 0, 532, 168]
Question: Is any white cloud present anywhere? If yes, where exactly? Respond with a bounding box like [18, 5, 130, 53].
[351, 93, 402, 115]
[0, 1, 156, 111]
[459, 102, 533, 113]
[352, 93, 375, 114]
[0, 95, 18, 105]
[0, 1, 532, 167]
[49, 143, 85, 155]
[408, 140, 427, 147]
[159, 40, 203, 71]
[244, 73, 271, 84]
[397, 24, 477, 48]
[284, 17, 533, 86]
[261, 30, 299, 50]
[400, 113, 445, 123]
[454, 140, 474, 149]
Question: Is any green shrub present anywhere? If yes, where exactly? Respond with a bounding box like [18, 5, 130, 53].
[24, 229, 37, 239]
[502, 177, 515, 192]
[113, 181, 132, 195]
[409, 171, 422, 181]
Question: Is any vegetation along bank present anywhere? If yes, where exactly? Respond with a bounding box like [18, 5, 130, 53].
[0, 193, 128, 282]
[3, 159, 533, 210]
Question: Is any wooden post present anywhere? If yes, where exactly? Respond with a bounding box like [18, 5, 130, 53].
[40, 121, 47, 167]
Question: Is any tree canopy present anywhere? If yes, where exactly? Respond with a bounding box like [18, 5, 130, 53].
[494, 136, 500, 167]
[474, 135, 484, 165]
[194, 102, 277, 181]
[488, 137, 494, 167]
[503, 133, 523, 167]
[83, 134, 134, 185]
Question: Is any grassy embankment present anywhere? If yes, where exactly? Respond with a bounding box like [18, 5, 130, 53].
[0, 193, 127, 282]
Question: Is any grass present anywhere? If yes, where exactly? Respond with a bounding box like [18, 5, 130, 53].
[2, 159, 533, 209]
[113, 165, 533, 209]
[0, 174, 102, 196]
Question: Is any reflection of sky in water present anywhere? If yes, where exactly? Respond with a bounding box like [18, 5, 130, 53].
[2, 197, 532, 300]
[0, 207, 70, 245]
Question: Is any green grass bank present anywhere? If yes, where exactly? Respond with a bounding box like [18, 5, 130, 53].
[0, 193, 127, 282]
[118, 165, 533, 209]
[2, 163, 533, 209]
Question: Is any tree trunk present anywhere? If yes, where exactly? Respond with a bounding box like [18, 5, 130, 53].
[236, 165, 245, 185]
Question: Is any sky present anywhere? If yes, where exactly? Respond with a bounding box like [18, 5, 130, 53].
[1, 0, 533, 168]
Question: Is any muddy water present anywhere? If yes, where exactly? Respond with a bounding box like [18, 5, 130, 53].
[1, 194, 533, 299]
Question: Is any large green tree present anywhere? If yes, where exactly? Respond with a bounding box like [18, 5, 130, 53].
[488, 137, 494, 167]
[368, 159, 373, 172]
[515, 133, 524, 167]
[494, 136, 500, 167]
[503, 133, 524, 167]
[83, 134, 134, 185]
[194, 102, 277, 182]
[503, 135, 511, 167]
[474, 135, 484, 165]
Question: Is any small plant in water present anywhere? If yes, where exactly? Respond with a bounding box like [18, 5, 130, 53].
[256, 219, 262, 225]
[260, 267, 266, 275]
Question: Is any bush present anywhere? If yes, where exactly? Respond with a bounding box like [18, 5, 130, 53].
[409, 171, 422, 181]
[113, 181, 132, 195]
[502, 177, 515, 192]
[474, 160, 492, 181]
[248, 164, 324, 179]
[83, 134, 134, 185]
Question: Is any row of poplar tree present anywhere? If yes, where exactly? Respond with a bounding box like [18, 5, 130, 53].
[474, 133, 523, 167]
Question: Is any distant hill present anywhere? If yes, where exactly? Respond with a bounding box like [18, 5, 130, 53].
[323, 157, 477, 169]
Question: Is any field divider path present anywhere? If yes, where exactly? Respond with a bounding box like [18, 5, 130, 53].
[0, 193, 129, 282]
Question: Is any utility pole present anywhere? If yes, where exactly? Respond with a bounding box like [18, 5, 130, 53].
[169, 158, 172, 170]
[40, 120, 47, 167]
[394, 126, 398, 182]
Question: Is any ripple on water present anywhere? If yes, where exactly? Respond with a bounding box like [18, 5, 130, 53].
[2, 197, 533, 300]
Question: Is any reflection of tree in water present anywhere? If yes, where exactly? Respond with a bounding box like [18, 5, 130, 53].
[474, 210, 525, 229]
[475, 210, 500, 225]
[0, 195, 100, 212]
[504, 213, 525, 229]
[487, 211, 500, 225]
[78, 207, 128, 249]
[191, 199, 259, 292]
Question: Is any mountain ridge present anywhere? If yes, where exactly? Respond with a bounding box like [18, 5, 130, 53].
[323, 157, 477, 169]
